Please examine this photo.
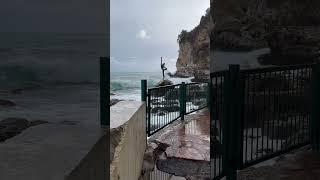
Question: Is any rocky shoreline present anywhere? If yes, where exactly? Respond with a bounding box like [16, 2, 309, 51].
[0, 96, 50, 142]
[110, 99, 121, 106]
[0, 118, 48, 142]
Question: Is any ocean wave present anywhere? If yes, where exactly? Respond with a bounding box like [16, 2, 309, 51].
[0, 33, 105, 90]
[111, 81, 140, 91]
[0, 63, 99, 90]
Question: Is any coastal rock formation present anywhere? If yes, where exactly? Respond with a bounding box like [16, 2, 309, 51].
[0, 99, 16, 107]
[261, 26, 320, 65]
[211, 0, 269, 51]
[0, 118, 48, 142]
[175, 8, 211, 80]
[110, 99, 121, 106]
[156, 79, 173, 87]
[210, 0, 320, 65]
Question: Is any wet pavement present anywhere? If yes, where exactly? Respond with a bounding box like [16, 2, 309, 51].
[148, 109, 210, 179]
[238, 146, 320, 180]
[153, 109, 210, 161]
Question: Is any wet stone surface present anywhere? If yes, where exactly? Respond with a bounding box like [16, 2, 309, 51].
[146, 109, 210, 179]
[238, 146, 320, 180]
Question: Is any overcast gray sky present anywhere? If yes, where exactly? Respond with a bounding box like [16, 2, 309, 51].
[0, 0, 107, 33]
[111, 0, 209, 73]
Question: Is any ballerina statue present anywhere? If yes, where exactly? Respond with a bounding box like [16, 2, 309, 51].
[160, 57, 167, 80]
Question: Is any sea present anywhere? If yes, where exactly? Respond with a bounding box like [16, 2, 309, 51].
[0, 32, 270, 125]
[110, 72, 192, 101]
[0, 32, 192, 125]
[0, 33, 105, 125]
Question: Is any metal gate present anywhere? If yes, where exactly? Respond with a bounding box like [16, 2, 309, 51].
[210, 63, 319, 180]
[142, 81, 209, 136]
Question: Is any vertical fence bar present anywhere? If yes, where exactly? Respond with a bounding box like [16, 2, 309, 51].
[236, 77, 245, 169]
[147, 93, 151, 137]
[100, 57, 109, 127]
[180, 82, 186, 120]
[311, 63, 320, 151]
[208, 81, 212, 109]
[223, 64, 241, 180]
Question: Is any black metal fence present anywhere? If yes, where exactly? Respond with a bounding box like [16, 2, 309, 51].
[142, 81, 209, 136]
[210, 63, 320, 180]
[241, 65, 312, 168]
[148, 167, 172, 180]
[210, 71, 225, 179]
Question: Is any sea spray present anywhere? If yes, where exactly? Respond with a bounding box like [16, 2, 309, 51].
[110, 72, 193, 101]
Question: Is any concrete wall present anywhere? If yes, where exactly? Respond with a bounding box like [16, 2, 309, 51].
[110, 101, 146, 180]
[66, 129, 108, 180]
[0, 123, 108, 180]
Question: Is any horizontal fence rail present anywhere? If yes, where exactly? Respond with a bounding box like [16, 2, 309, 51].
[210, 63, 317, 180]
[143, 81, 209, 136]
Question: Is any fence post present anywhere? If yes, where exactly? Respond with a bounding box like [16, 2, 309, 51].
[100, 57, 109, 127]
[311, 63, 320, 152]
[180, 82, 186, 120]
[141, 80, 147, 101]
[141, 80, 150, 137]
[223, 64, 241, 180]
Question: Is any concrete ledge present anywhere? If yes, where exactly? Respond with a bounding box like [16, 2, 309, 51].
[110, 101, 146, 180]
[0, 123, 106, 180]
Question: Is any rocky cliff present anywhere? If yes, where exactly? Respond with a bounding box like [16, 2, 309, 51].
[175, 8, 211, 81]
[210, 0, 320, 65]
[176, 0, 320, 77]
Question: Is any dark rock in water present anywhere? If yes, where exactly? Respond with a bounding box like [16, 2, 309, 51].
[59, 120, 78, 125]
[151, 106, 180, 114]
[193, 99, 206, 106]
[166, 72, 175, 78]
[265, 27, 320, 65]
[0, 118, 30, 142]
[164, 89, 179, 100]
[156, 80, 173, 87]
[172, 72, 190, 78]
[185, 90, 207, 101]
[11, 89, 23, 94]
[110, 99, 122, 106]
[0, 99, 16, 107]
[110, 92, 116, 96]
[0, 118, 29, 130]
[191, 77, 209, 83]
[29, 120, 48, 127]
[151, 80, 175, 97]
[0, 118, 50, 142]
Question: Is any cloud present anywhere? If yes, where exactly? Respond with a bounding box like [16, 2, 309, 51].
[110, 56, 121, 64]
[111, 56, 137, 66]
[111, 0, 209, 72]
[136, 29, 151, 40]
